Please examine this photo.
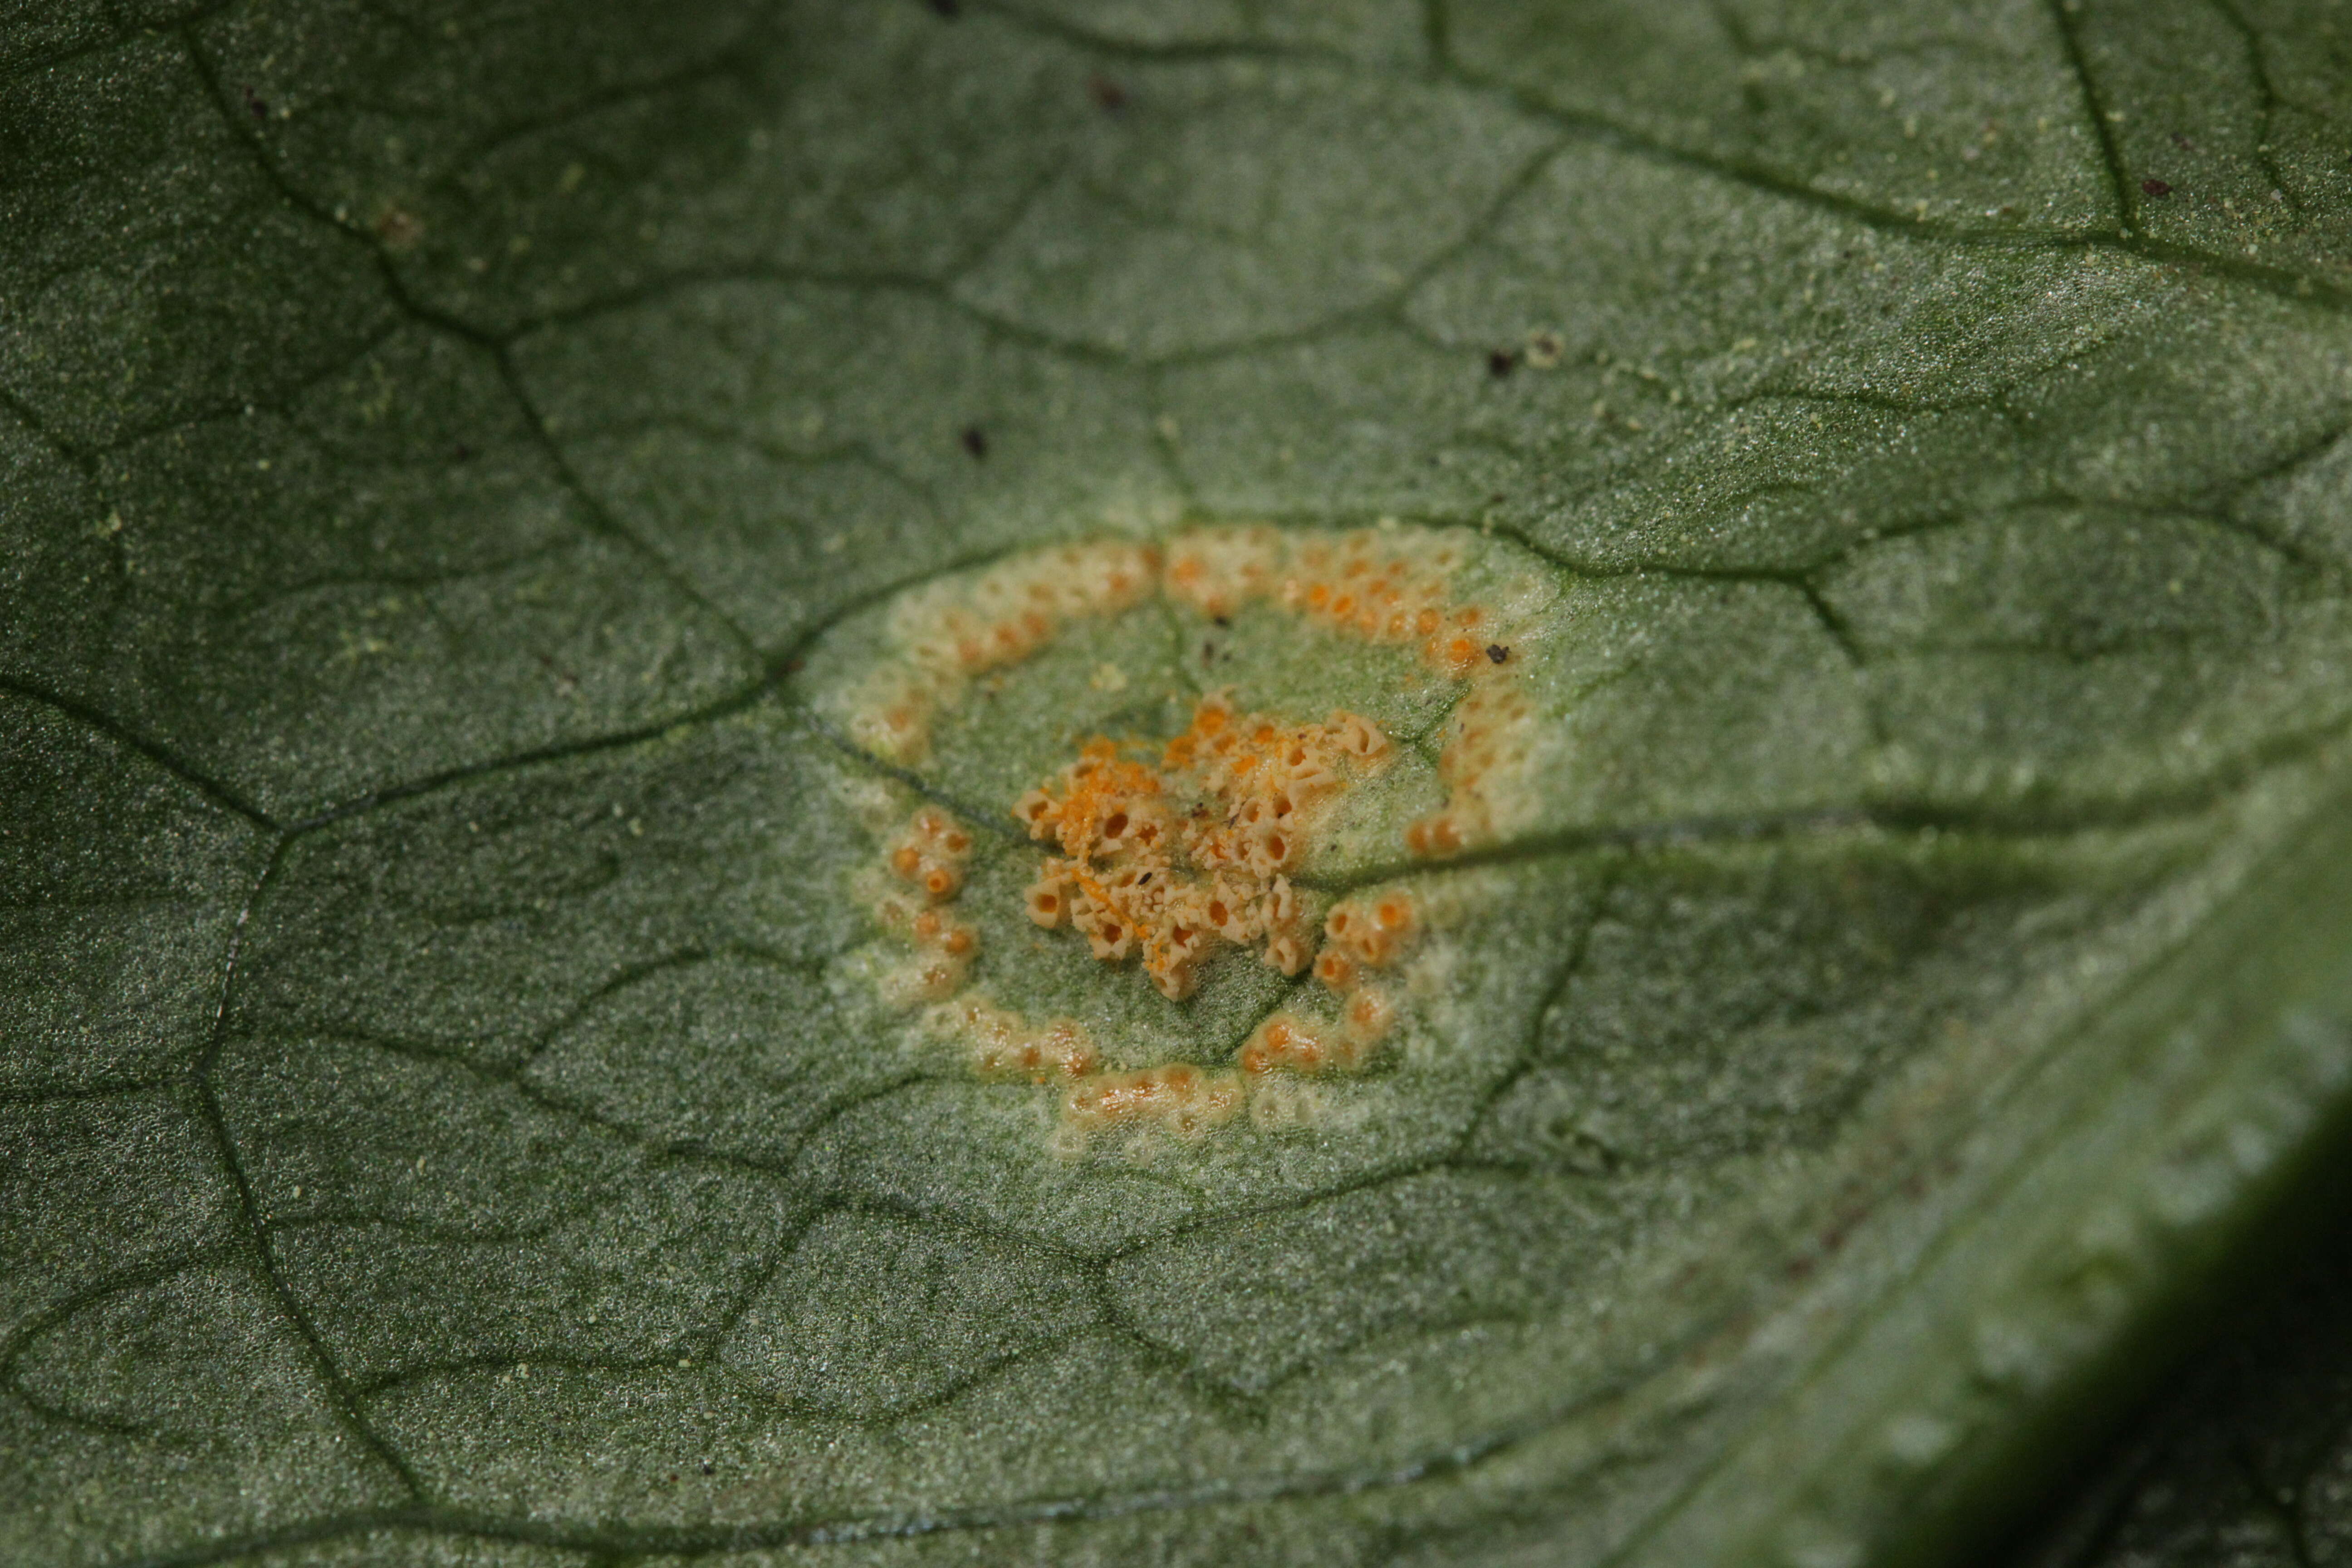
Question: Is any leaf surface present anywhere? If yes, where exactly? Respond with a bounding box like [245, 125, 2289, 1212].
[8, 5, 2352, 1567]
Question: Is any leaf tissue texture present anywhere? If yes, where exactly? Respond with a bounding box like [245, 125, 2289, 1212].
[7, 4, 2352, 1567]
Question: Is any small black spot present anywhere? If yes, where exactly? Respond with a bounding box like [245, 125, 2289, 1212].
[928, 0, 960, 14]
[1485, 643, 1509, 664]
[961, 425, 987, 459]
[1088, 74, 1128, 113]
[1487, 492, 1506, 505]
[1201, 641, 1216, 665]
[1138, 872, 1152, 884]
[2170, 131, 2197, 151]
[1212, 614, 1231, 627]
[242, 85, 268, 121]
[451, 441, 475, 462]
[1486, 349, 1515, 378]
[2141, 177, 2173, 197]
[702, 1462, 715, 1475]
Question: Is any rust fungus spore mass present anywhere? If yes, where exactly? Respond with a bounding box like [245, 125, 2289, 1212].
[830, 523, 1553, 1152]
[1017, 694, 1389, 1001]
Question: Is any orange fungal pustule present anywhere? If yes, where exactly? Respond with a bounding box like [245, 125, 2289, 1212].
[938, 996, 1101, 1083]
[864, 805, 982, 1010]
[833, 523, 1550, 1148]
[1060, 1063, 1246, 1143]
[1010, 693, 1390, 1003]
[1322, 888, 1419, 969]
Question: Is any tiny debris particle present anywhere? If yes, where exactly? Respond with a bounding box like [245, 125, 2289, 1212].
[374, 206, 423, 250]
[1486, 349, 1516, 378]
[1485, 643, 1509, 664]
[2170, 131, 2196, 151]
[960, 425, 987, 459]
[1088, 74, 1128, 113]
[1524, 329, 1565, 369]
[2141, 177, 2173, 197]
[242, 85, 268, 120]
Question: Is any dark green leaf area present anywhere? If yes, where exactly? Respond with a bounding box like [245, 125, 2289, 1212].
[201, 2, 1101, 336]
[720, 1210, 1096, 1421]
[229, 707, 864, 1075]
[1444, 0, 2111, 228]
[514, 282, 1181, 655]
[0, 1090, 241, 1351]
[2068, 0, 2352, 290]
[211, 1030, 804, 1390]
[2, 33, 392, 448]
[0, 695, 263, 1092]
[9, 325, 755, 821]
[1822, 503, 2352, 816]
[1462, 843, 2040, 1174]
[0, 1265, 403, 1567]
[212, 1537, 585, 1568]
[1015, 0, 1427, 63]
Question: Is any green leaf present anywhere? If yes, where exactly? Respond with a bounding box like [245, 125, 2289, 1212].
[7, 5, 2352, 1567]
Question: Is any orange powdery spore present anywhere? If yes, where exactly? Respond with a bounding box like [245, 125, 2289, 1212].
[1238, 1012, 1366, 1076]
[1161, 525, 1548, 860]
[847, 540, 1162, 764]
[867, 805, 980, 1006]
[1017, 693, 1389, 1001]
[1272, 885, 1423, 1072]
[1165, 524, 1485, 675]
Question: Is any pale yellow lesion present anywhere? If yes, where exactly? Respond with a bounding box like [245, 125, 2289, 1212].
[833, 521, 1553, 1153]
[864, 804, 980, 1006]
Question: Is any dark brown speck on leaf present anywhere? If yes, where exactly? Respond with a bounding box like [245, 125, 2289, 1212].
[1089, 74, 1128, 113]
[1486, 644, 1509, 665]
[242, 85, 268, 120]
[2142, 177, 2174, 197]
[374, 207, 422, 249]
[961, 426, 987, 459]
[1487, 349, 1515, 378]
